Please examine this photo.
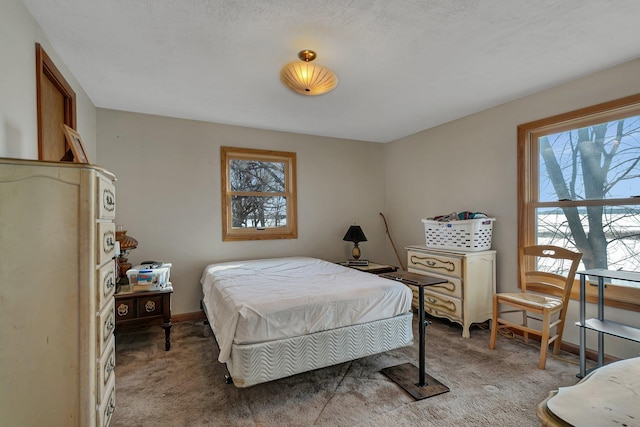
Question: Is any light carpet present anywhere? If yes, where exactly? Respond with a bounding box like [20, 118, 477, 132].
[111, 316, 588, 426]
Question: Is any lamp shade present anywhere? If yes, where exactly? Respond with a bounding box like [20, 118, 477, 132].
[116, 229, 138, 251]
[343, 225, 367, 243]
[280, 50, 338, 96]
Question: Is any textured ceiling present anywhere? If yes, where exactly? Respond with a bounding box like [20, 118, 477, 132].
[22, 0, 640, 143]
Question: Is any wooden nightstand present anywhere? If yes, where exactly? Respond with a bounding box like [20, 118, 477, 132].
[339, 262, 398, 274]
[114, 287, 173, 350]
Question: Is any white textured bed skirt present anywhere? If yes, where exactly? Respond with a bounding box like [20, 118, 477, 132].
[220, 312, 413, 388]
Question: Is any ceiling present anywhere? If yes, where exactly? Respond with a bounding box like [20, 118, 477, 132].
[22, 0, 640, 143]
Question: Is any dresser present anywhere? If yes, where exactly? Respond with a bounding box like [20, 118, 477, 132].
[0, 159, 117, 426]
[405, 245, 496, 338]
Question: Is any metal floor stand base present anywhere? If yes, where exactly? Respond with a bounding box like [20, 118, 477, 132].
[381, 363, 449, 400]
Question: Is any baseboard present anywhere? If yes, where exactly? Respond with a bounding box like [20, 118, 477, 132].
[173, 310, 206, 323]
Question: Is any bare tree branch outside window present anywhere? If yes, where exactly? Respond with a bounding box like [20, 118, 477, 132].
[221, 147, 297, 241]
[536, 115, 640, 280]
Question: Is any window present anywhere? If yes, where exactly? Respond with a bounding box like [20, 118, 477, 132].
[518, 94, 640, 311]
[221, 146, 297, 241]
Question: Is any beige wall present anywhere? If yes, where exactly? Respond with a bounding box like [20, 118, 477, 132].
[0, 0, 97, 160]
[96, 109, 388, 315]
[4, 0, 639, 358]
[384, 58, 640, 358]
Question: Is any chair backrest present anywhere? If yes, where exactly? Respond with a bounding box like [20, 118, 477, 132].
[519, 245, 583, 304]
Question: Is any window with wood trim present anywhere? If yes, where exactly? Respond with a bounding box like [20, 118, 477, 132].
[518, 94, 640, 311]
[221, 146, 297, 241]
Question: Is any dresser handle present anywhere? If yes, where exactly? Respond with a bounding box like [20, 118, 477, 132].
[105, 399, 116, 421]
[105, 357, 115, 375]
[105, 317, 115, 333]
[103, 231, 115, 252]
[411, 255, 455, 272]
[145, 300, 156, 313]
[103, 188, 115, 212]
[434, 282, 456, 292]
[425, 298, 456, 314]
[117, 303, 129, 317]
[105, 276, 115, 290]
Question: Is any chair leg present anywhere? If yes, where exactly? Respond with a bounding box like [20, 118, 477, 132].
[522, 310, 529, 345]
[539, 309, 552, 369]
[489, 295, 498, 349]
[553, 320, 564, 355]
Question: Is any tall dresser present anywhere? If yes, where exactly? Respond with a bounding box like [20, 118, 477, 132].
[0, 159, 117, 426]
[406, 245, 496, 338]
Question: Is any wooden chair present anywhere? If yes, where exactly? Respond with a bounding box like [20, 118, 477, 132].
[489, 245, 582, 369]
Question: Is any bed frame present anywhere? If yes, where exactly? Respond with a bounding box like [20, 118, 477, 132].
[202, 303, 413, 387]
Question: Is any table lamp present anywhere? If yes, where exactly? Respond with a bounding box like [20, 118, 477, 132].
[343, 225, 367, 260]
[115, 226, 138, 287]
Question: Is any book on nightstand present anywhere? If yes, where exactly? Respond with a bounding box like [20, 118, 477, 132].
[346, 259, 369, 266]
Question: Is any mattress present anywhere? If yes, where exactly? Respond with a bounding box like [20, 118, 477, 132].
[200, 256, 413, 363]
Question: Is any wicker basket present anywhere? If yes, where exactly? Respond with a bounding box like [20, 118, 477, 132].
[422, 217, 495, 252]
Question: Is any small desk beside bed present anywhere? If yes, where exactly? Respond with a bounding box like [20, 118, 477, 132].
[200, 257, 414, 388]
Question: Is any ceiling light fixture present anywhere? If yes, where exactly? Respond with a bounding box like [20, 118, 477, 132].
[280, 50, 338, 96]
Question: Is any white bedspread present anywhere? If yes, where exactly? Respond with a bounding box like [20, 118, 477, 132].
[200, 257, 412, 363]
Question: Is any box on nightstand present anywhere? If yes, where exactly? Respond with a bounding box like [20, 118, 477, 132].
[127, 262, 172, 291]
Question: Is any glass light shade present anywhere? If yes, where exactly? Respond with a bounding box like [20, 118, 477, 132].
[280, 61, 338, 96]
[115, 229, 138, 251]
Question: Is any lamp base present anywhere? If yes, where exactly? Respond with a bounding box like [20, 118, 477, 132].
[346, 259, 369, 266]
[118, 255, 131, 282]
[351, 243, 361, 260]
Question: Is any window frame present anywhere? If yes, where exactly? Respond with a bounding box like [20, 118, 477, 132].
[518, 93, 640, 312]
[221, 146, 297, 241]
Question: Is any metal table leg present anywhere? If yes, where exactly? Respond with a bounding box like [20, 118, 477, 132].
[381, 282, 449, 400]
[579, 273, 586, 378]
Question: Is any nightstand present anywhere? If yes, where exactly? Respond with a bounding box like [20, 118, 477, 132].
[339, 261, 398, 274]
[114, 286, 173, 350]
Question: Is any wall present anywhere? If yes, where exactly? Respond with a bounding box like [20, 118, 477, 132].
[384, 58, 640, 358]
[96, 109, 388, 315]
[0, 0, 97, 160]
[6, 0, 638, 359]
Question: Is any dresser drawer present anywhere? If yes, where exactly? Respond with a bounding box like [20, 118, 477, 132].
[98, 299, 115, 355]
[97, 174, 116, 220]
[97, 222, 116, 266]
[97, 376, 116, 427]
[114, 294, 164, 321]
[406, 271, 462, 299]
[423, 288, 462, 321]
[408, 250, 462, 278]
[137, 295, 163, 317]
[115, 298, 135, 321]
[97, 262, 116, 309]
[97, 336, 116, 403]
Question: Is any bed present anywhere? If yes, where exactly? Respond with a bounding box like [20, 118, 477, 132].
[200, 256, 414, 387]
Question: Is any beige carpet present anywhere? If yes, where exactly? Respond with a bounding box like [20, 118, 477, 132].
[111, 316, 588, 426]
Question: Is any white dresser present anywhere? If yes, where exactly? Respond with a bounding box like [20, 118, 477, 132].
[406, 245, 496, 338]
[0, 159, 117, 426]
